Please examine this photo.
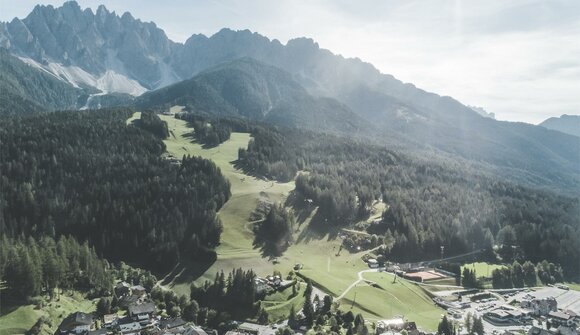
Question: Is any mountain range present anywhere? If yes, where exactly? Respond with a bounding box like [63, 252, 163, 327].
[540, 115, 580, 138]
[1, 1, 578, 194]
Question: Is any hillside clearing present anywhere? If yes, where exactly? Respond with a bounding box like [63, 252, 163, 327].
[0, 292, 97, 335]
[142, 113, 443, 330]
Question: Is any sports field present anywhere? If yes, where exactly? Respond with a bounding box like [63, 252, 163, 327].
[461, 262, 506, 279]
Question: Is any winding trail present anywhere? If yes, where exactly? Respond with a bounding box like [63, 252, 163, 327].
[336, 269, 379, 300]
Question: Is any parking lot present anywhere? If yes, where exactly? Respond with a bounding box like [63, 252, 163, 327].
[443, 286, 580, 334]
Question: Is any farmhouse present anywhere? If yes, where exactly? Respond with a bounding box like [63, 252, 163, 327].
[159, 317, 187, 329]
[131, 285, 147, 297]
[128, 301, 156, 321]
[58, 312, 93, 334]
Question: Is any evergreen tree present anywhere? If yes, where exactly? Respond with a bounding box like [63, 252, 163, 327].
[288, 304, 297, 329]
[472, 316, 484, 335]
[437, 316, 454, 335]
[303, 294, 314, 329]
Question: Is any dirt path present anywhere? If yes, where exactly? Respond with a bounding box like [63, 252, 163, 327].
[336, 269, 378, 300]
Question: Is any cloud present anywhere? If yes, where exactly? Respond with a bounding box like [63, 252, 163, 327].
[0, 0, 578, 123]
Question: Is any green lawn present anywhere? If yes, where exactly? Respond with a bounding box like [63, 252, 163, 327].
[262, 284, 306, 322]
[0, 292, 97, 335]
[338, 272, 444, 331]
[0, 304, 40, 335]
[461, 262, 506, 279]
[158, 114, 295, 294]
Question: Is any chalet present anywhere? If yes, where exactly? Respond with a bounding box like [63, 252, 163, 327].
[103, 313, 119, 329]
[159, 317, 187, 329]
[255, 277, 271, 294]
[118, 321, 142, 334]
[183, 326, 210, 335]
[58, 312, 93, 334]
[128, 302, 156, 321]
[237, 322, 275, 335]
[131, 285, 147, 297]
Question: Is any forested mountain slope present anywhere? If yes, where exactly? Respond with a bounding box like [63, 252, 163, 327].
[0, 48, 86, 114]
[540, 114, 580, 138]
[137, 58, 369, 134]
[1, 2, 578, 193]
[234, 123, 580, 279]
[0, 109, 230, 271]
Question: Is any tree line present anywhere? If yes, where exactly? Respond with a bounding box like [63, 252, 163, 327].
[189, 269, 261, 327]
[0, 109, 231, 272]
[491, 260, 563, 289]
[0, 235, 112, 299]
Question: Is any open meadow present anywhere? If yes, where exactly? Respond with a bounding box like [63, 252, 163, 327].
[0, 292, 97, 335]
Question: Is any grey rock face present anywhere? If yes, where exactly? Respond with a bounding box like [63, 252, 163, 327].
[4, 1, 178, 89]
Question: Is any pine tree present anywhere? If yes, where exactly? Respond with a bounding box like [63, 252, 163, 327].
[288, 304, 297, 329]
[303, 294, 314, 329]
[472, 316, 484, 335]
[437, 316, 454, 335]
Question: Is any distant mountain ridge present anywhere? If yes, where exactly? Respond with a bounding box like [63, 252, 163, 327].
[137, 58, 369, 133]
[540, 115, 580, 138]
[1, 1, 579, 193]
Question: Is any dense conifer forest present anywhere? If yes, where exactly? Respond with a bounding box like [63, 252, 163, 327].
[237, 125, 580, 279]
[0, 235, 112, 299]
[0, 109, 231, 272]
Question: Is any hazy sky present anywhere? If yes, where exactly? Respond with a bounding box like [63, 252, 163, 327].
[1, 0, 579, 124]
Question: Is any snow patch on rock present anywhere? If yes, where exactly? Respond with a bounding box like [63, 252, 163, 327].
[18, 56, 148, 96]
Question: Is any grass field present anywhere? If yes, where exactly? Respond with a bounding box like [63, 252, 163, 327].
[261, 284, 306, 322]
[157, 114, 295, 294]
[0, 292, 97, 335]
[461, 262, 506, 279]
[337, 272, 444, 330]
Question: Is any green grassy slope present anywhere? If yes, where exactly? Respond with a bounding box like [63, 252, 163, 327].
[0, 292, 97, 335]
[154, 113, 443, 331]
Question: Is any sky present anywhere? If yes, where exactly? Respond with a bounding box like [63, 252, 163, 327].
[1, 0, 579, 124]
